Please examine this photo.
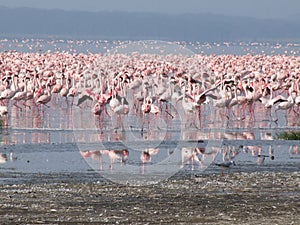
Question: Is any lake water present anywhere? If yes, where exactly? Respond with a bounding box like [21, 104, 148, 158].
[0, 95, 299, 185]
[0, 38, 299, 185]
[1, 38, 300, 55]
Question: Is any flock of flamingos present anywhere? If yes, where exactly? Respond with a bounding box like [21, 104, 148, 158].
[0, 42, 300, 130]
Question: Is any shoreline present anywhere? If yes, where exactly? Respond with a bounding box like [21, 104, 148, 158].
[1, 171, 299, 224]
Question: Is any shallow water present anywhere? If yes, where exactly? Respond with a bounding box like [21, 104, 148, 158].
[0, 98, 299, 185]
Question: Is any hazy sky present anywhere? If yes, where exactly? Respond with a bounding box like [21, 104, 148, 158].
[0, 0, 299, 19]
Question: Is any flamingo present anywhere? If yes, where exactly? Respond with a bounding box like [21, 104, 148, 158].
[24, 78, 36, 103]
[141, 96, 153, 114]
[92, 102, 103, 116]
[11, 78, 29, 109]
[274, 91, 297, 123]
[150, 104, 160, 116]
[241, 80, 264, 121]
[295, 95, 300, 114]
[176, 84, 199, 128]
[113, 97, 129, 116]
[213, 84, 234, 120]
[194, 84, 220, 105]
[109, 90, 121, 113]
[76, 89, 94, 107]
[0, 105, 8, 117]
[262, 94, 287, 109]
[66, 76, 79, 106]
[228, 85, 248, 119]
[51, 76, 63, 95]
[36, 85, 51, 108]
[0, 75, 19, 104]
[294, 78, 300, 113]
[142, 100, 161, 130]
[112, 97, 129, 130]
[259, 85, 287, 121]
[59, 74, 70, 103]
[0, 48, 299, 132]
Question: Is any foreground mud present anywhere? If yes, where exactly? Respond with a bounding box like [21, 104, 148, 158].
[0, 171, 299, 224]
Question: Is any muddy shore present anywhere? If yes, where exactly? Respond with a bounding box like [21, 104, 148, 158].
[0, 171, 299, 224]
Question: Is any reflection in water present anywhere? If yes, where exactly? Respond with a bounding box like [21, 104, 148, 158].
[221, 145, 243, 162]
[0, 153, 8, 164]
[181, 147, 207, 170]
[0, 152, 17, 164]
[108, 149, 129, 170]
[140, 148, 160, 164]
[181, 148, 200, 168]
[140, 148, 160, 174]
[256, 154, 275, 165]
[1, 95, 299, 146]
[78, 140, 300, 176]
[2, 102, 76, 145]
[289, 145, 300, 159]
[0, 97, 299, 179]
[243, 145, 275, 165]
[80, 149, 128, 171]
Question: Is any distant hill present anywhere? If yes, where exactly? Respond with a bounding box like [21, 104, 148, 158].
[0, 6, 299, 41]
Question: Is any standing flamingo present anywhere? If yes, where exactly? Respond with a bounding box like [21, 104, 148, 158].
[59, 74, 70, 104]
[36, 85, 52, 108]
[0, 75, 19, 104]
[177, 84, 199, 128]
[274, 91, 297, 123]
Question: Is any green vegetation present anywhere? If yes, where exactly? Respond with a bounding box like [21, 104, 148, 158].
[275, 131, 300, 140]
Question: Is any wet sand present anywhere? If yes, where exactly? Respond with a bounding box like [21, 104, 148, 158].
[1, 170, 299, 224]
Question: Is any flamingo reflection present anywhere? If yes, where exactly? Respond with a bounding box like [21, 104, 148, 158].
[80, 149, 129, 170]
[140, 148, 160, 164]
[0, 152, 17, 164]
[140, 148, 160, 174]
[181, 147, 203, 170]
[243, 145, 275, 165]
[108, 149, 129, 169]
[289, 145, 300, 159]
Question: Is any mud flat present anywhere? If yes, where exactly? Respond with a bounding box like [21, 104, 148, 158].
[0, 170, 299, 224]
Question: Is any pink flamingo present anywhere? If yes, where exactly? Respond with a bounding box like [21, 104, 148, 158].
[0, 75, 19, 104]
[274, 90, 297, 123]
[36, 85, 51, 108]
[213, 84, 234, 120]
[11, 78, 29, 109]
[59, 74, 70, 104]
